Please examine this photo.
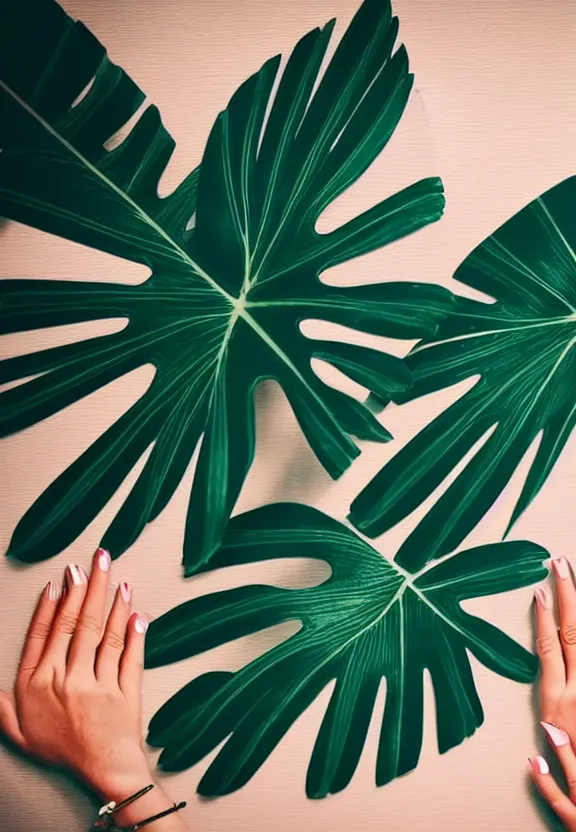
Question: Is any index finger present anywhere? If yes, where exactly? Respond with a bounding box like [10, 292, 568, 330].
[17, 580, 61, 689]
[535, 583, 565, 715]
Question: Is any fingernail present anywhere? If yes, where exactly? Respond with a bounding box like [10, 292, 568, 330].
[97, 548, 111, 573]
[534, 586, 552, 609]
[530, 755, 550, 775]
[120, 581, 132, 603]
[44, 580, 60, 601]
[541, 721, 570, 747]
[67, 564, 85, 587]
[553, 558, 570, 580]
[134, 616, 148, 635]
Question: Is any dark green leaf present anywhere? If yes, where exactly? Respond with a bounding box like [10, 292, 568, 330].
[146, 503, 547, 797]
[350, 176, 576, 570]
[0, 0, 449, 568]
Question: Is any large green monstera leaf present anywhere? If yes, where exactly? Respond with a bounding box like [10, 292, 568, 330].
[0, 0, 450, 570]
[146, 503, 547, 797]
[350, 176, 576, 571]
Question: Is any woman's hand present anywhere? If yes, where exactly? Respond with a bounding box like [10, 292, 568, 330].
[0, 549, 151, 800]
[531, 557, 576, 828]
[0, 549, 189, 830]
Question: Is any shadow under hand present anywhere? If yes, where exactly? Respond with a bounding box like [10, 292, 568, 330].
[0, 730, 99, 832]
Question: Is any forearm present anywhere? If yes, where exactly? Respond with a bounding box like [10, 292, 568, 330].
[97, 774, 190, 831]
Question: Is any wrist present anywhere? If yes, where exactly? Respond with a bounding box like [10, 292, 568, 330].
[103, 781, 178, 829]
[92, 758, 154, 807]
[91, 766, 188, 831]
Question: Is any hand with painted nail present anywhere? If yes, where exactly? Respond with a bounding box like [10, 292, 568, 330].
[0, 549, 190, 830]
[0, 550, 189, 830]
[531, 557, 576, 829]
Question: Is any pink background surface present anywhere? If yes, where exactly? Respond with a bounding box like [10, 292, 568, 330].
[1, 0, 576, 828]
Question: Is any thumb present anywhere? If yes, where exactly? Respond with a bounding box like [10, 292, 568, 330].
[0, 690, 27, 749]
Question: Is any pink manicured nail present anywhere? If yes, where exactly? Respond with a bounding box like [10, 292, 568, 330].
[67, 564, 85, 586]
[120, 582, 132, 603]
[530, 755, 550, 775]
[552, 557, 570, 580]
[541, 721, 570, 747]
[134, 616, 148, 635]
[44, 580, 60, 601]
[534, 586, 552, 609]
[97, 547, 111, 573]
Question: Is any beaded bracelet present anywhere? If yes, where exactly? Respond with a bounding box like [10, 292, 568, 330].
[92, 784, 187, 831]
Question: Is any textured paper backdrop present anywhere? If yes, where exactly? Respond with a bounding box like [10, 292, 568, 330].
[1, 0, 576, 829]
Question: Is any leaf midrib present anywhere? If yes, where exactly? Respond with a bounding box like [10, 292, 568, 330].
[0, 82, 231, 300]
[248, 30, 381, 288]
[536, 196, 576, 268]
[412, 312, 576, 356]
[2, 80, 347, 437]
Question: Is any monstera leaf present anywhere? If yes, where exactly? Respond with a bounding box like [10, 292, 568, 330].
[350, 176, 576, 571]
[0, 0, 450, 569]
[146, 503, 547, 797]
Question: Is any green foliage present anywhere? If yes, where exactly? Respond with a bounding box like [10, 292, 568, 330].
[1, 0, 553, 801]
[146, 503, 548, 797]
[350, 176, 576, 570]
[0, 0, 449, 570]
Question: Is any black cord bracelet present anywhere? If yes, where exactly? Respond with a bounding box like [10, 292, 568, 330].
[92, 784, 187, 831]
